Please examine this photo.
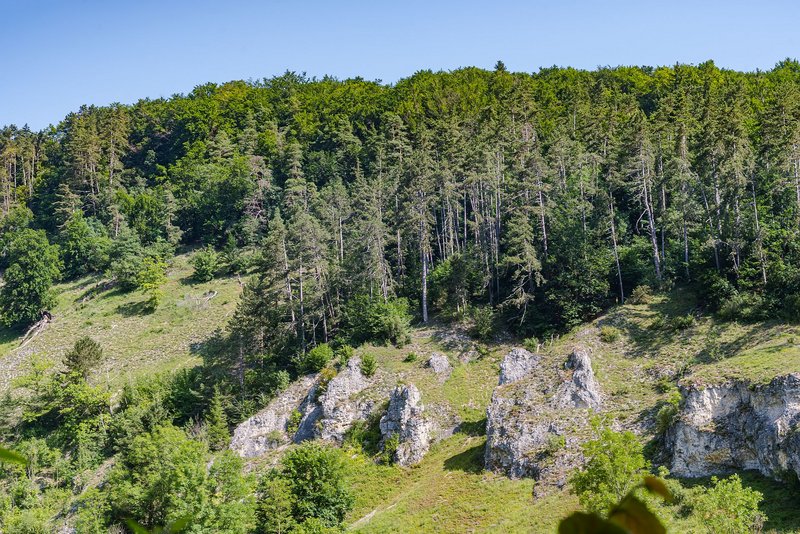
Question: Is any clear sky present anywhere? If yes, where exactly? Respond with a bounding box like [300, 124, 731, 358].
[2, 0, 799, 130]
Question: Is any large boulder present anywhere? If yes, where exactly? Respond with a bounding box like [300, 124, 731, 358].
[230, 374, 318, 457]
[499, 348, 540, 385]
[380, 383, 431, 466]
[668, 373, 800, 481]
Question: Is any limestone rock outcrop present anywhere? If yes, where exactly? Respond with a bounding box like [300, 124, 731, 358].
[380, 383, 431, 466]
[553, 348, 602, 410]
[498, 348, 540, 385]
[485, 346, 602, 485]
[230, 374, 318, 457]
[669, 373, 800, 481]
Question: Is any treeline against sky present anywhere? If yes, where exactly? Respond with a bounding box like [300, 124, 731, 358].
[3, 60, 800, 341]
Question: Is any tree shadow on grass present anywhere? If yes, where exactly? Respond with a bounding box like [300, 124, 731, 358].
[443, 442, 485, 474]
[116, 300, 154, 317]
[456, 418, 487, 437]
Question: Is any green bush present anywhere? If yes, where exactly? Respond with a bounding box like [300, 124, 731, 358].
[655, 390, 682, 434]
[192, 245, 220, 282]
[599, 326, 621, 343]
[523, 337, 540, 353]
[471, 305, 496, 340]
[671, 313, 695, 331]
[280, 442, 354, 527]
[344, 296, 411, 347]
[360, 354, 377, 377]
[316, 367, 338, 396]
[718, 292, 769, 323]
[286, 409, 302, 436]
[380, 434, 399, 465]
[0, 229, 62, 327]
[136, 256, 167, 310]
[335, 344, 354, 366]
[628, 285, 653, 305]
[403, 352, 418, 363]
[569, 418, 649, 514]
[63, 336, 105, 379]
[692, 474, 765, 533]
[302, 344, 334, 374]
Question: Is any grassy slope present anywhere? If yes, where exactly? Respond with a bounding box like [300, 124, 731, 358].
[0, 252, 241, 393]
[3, 265, 800, 532]
[343, 289, 800, 532]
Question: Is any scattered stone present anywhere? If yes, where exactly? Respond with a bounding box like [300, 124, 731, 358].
[427, 353, 452, 380]
[380, 383, 431, 466]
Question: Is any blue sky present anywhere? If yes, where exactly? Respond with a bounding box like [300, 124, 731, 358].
[2, 0, 799, 130]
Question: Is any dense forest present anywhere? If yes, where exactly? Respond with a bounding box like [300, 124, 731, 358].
[2, 60, 800, 532]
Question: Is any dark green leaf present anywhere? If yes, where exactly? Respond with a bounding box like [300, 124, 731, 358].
[608, 495, 666, 534]
[558, 511, 630, 534]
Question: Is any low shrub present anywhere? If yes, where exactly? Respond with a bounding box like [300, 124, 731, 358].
[360, 354, 377, 377]
[599, 326, 621, 343]
[628, 285, 653, 305]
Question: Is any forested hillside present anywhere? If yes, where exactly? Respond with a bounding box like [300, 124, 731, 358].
[2, 60, 800, 532]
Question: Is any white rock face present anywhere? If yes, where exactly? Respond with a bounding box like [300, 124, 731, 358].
[485, 346, 601, 484]
[380, 383, 431, 466]
[230, 374, 318, 457]
[306, 357, 374, 443]
[553, 348, 602, 410]
[498, 348, 540, 385]
[427, 353, 452, 381]
[669, 373, 800, 480]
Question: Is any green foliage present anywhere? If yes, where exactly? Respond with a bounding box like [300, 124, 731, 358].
[655, 390, 682, 434]
[107, 425, 255, 533]
[471, 306, 496, 341]
[670, 314, 695, 331]
[691, 474, 765, 533]
[58, 212, 111, 278]
[380, 434, 400, 465]
[192, 245, 219, 282]
[718, 292, 770, 323]
[286, 410, 302, 437]
[559, 476, 673, 534]
[302, 343, 334, 374]
[204, 388, 230, 451]
[344, 296, 411, 347]
[627, 285, 653, 305]
[335, 344, 354, 366]
[523, 337, 539, 353]
[256, 473, 297, 534]
[221, 234, 247, 275]
[63, 336, 104, 379]
[279, 442, 354, 528]
[137, 256, 167, 310]
[316, 367, 338, 396]
[73, 488, 111, 534]
[569, 418, 649, 515]
[599, 326, 621, 343]
[403, 352, 418, 363]
[0, 229, 61, 327]
[360, 354, 377, 378]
